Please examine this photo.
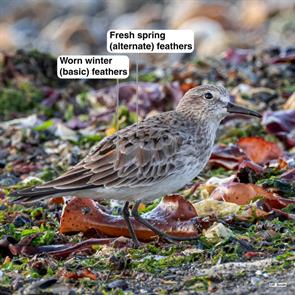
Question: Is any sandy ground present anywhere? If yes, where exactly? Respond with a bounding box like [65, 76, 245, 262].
[125, 257, 295, 294]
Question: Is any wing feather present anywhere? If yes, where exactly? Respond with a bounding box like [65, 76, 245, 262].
[33, 120, 184, 191]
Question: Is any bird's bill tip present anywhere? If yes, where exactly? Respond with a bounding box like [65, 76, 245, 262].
[226, 102, 262, 118]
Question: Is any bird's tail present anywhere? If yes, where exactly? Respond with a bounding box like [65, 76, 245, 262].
[11, 181, 97, 203]
[11, 186, 64, 203]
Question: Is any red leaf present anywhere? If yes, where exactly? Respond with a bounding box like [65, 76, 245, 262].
[237, 137, 283, 164]
[244, 251, 264, 259]
[60, 195, 211, 240]
[49, 197, 64, 204]
[210, 182, 295, 209]
[62, 268, 97, 280]
[270, 55, 295, 64]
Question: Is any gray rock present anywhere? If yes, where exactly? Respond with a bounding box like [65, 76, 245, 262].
[107, 279, 128, 290]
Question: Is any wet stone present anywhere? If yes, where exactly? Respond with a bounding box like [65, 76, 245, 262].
[7, 154, 19, 161]
[252, 91, 277, 103]
[0, 204, 7, 210]
[0, 174, 20, 186]
[13, 215, 31, 227]
[0, 151, 8, 160]
[35, 278, 57, 289]
[107, 279, 128, 290]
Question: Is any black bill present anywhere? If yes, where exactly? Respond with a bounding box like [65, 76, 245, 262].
[227, 102, 261, 118]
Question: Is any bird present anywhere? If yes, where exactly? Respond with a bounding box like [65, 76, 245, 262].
[12, 84, 261, 246]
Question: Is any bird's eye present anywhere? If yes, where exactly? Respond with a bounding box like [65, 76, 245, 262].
[204, 92, 213, 99]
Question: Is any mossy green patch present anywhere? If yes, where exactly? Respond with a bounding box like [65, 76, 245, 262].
[0, 81, 43, 120]
[184, 276, 211, 292]
[111, 105, 137, 130]
[78, 134, 104, 146]
[34, 120, 54, 132]
[218, 123, 275, 144]
[130, 244, 199, 274]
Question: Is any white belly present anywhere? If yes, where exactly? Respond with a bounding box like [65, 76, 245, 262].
[70, 161, 203, 203]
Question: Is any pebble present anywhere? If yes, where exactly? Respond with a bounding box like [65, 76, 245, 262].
[0, 204, 7, 210]
[250, 277, 261, 285]
[36, 278, 57, 289]
[0, 151, 8, 160]
[0, 174, 20, 186]
[13, 215, 31, 227]
[12, 278, 24, 290]
[107, 280, 128, 290]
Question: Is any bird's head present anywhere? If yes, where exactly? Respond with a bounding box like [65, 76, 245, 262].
[176, 84, 261, 121]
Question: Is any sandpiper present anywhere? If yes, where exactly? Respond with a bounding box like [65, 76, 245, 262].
[13, 84, 261, 246]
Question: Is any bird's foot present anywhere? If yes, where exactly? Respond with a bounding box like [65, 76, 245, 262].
[131, 238, 140, 248]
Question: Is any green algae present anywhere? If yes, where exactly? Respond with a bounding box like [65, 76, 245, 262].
[0, 81, 43, 119]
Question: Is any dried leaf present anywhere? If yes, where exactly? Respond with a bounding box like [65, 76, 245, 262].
[210, 182, 273, 205]
[271, 208, 295, 220]
[238, 207, 270, 220]
[244, 251, 264, 259]
[4, 237, 121, 258]
[60, 195, 211, 240]
[280, 168, 295, 183]
[49, 197, 64, 204]
[237, 137, 283, 164]
[284, 92, 295, 110]
[62, 268, 97, 280]
[262, 110, 295, 148]
[270, 55, 295, 64]
[209, 144, 246, 169]
[194, 199, 240, 217]
[203, 222, 233, 243]
[210, 182, 295, 209]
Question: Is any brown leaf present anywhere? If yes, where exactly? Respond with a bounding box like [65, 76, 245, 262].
[210, 182, 270, 204]
[180, 81, 198, 93]
[238, 160, 264, 173]
[242, 207, 270, 220]
[244, 251, 264, 259]
[49, 197, 65, 204]
[210, 182, 295, 209]
[5, 237, 132, 258]
[209, 144, 246, 169]
[62, 268, 97, 280]
[271, 209, 295, 220]
[284, 92, 295, 110]
[270, 55, 295, 64]
[60, 195, 211, 240]
[237, 137, 283, 164]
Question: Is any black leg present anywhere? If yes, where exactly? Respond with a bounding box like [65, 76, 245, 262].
[122, 201, 140, 247]
[131, 200, 198, 243]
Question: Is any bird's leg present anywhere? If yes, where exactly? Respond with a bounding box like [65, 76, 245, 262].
[131, 200, 198, 243]
[122, 201, 140, 247]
